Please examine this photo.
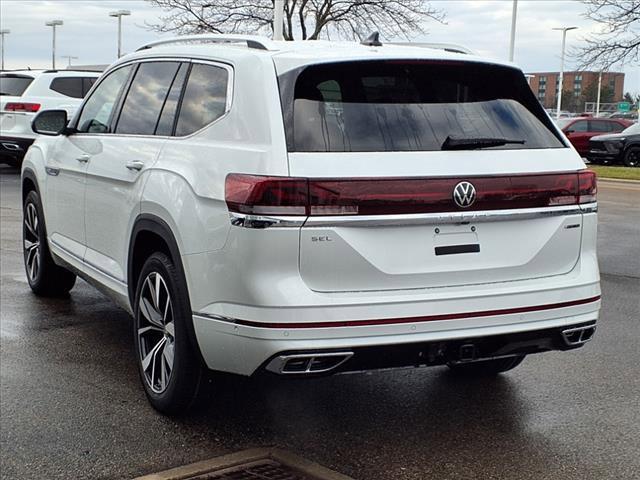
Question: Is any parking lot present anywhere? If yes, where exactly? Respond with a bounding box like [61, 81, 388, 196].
[1, 165, 639, 480]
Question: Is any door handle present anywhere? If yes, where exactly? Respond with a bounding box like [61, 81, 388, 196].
[126, 160, 144, 171]
[76, 154, 91, 163]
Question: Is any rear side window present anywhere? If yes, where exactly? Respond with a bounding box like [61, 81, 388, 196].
[285, 61, 565, 152]
[175, 63, 229, 136]
[53, 77, 97, 98]
[0, 75, 34, 96]
[116, 62, 181, 135]
[588, 121, 611, 133]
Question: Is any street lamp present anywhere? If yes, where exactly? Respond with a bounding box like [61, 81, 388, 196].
[553, 26, 578, 120]
[45, 20, 63, 69]
[0, 29, 10, 71]
[61, 55, 78, 67]
[508, 0, 518, 62]
[109, 10, 131, 58]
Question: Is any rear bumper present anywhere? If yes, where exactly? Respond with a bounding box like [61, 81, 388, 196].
[0, 136, 35, 163]
[192, 293, 600, 376]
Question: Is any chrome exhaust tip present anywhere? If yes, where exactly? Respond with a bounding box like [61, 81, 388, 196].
[266, 352, 354, 375]
[562, 324, 597, 346]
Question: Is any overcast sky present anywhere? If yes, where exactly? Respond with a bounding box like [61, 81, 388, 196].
[1, 0, 638, 94]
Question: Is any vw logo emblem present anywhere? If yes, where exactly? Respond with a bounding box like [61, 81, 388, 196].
[453, 181, 477, 208]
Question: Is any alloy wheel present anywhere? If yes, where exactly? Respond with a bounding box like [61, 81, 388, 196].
[23, 202, 41, 282]
[137, 272, 176, 394]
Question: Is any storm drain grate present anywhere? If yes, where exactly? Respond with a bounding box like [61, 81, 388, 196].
[191, 459, 307, 480]
[135, 448, 353, 480]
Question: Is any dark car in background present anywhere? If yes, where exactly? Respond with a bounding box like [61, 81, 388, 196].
[556, 117, 632, 157]
[588, 122, 640, 167]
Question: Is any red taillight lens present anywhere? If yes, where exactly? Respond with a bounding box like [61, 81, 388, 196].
[4, 102, 41, 112]
[578, 169, 597, 204]
[225, 174, 308, 215]
[225, 171, 597, 217]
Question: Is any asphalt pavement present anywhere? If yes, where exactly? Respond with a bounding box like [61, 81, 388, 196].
[1, 165, 639, 480]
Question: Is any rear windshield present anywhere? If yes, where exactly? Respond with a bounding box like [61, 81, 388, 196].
[0, 74, 34, 96]
[282, 61, 565, 152]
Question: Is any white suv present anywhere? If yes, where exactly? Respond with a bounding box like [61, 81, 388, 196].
[22, 35, 600, 414]
[0, 69, 101, 166]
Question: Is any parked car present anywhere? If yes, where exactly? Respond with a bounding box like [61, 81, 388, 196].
[588, 122, 640, 166]
[0, 69, 101, 166]
[556, 117, 633, 156]
[609, 111, 638, 121]
[21, 34, 600, 414]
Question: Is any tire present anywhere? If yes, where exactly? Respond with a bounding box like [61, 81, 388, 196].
[447, 355, 525, 376]
[623, 147, 640, 168]
[23, 190, 76, 296]
[133, 252, 203, 415]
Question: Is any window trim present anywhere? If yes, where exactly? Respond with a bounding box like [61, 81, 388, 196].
[69, 56, 234, 140]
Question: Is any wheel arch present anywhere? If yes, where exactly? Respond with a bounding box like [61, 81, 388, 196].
[128, 214, 206, 366]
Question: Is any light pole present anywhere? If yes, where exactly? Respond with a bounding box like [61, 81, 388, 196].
[0, 29, 9, 71]
[45, 20, 63, 69]
[273, 0, 284, 40]
[553, 26, 578, 120]
[109, 10, 131, 58]
[61, 55, 78, 67]
[508, 0, 518, 62]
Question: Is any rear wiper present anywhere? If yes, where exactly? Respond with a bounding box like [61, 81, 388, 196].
[442, 136, 526, 150]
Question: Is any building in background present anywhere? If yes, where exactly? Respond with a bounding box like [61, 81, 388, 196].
[527, 71, 625, 112]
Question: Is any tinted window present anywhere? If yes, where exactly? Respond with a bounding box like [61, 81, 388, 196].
[155, 63, 189, 136]
[83, 77, 97, 96]
[288, 61, 564, 152]
[569, 121, 589, 132]
[116, 62, 181, 135]
[0, 75, 34, 96]
[609, 122, 626, 132]
[50, 77, 83, 98]
[589, 121, 611, 133]
[175, 64, 229, 136]
[77, 65, 133, 133]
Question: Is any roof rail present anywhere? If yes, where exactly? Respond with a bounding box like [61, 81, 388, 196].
[136, 34, 275, 52]
[390, 42, 473, 55]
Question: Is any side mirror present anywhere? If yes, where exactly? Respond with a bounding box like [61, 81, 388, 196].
[32, 110, 69, 136]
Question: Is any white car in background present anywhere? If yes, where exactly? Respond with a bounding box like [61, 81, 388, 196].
[22, 35, 600, 414]
[0, 69, 101, 166]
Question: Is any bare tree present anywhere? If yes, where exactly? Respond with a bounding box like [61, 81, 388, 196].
[145, 0, 444, 41]
[577, 0, 640, 68]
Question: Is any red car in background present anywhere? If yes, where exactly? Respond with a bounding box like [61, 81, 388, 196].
[556, 117, 633, 156]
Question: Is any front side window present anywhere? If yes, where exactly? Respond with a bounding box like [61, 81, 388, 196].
[77, 65, 133, 133]
[115, 62, 181, 135]
[286, 61, 565, 152]
[175, 63, 229, 136]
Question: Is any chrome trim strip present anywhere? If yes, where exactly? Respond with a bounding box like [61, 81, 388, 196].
[228, 204, 597, 229]
[305, 204, 594, 227]
[229, 212, 306, 229]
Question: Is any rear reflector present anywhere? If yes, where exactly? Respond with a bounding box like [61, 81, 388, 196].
[4, 102, 41, 113]
[225, 170, 597, 217]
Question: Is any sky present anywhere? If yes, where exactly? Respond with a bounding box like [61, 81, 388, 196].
[1, 0, 638, 95]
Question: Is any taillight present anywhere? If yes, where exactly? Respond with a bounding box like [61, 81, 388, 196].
[4, 102, 41, 112]
[225, 171, 597, 217]
[225, 174, 308, 215]
[578, 170, 597, 204]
